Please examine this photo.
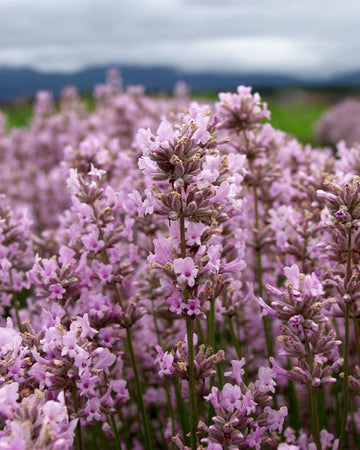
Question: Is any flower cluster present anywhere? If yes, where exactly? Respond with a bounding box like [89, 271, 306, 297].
[0, 385, 77, 449]
[0, 75, 359, 448]
[155, 337, 225, 383]
[137, 104, 246, 319]
[199, 358, 287, 449]
[0, 196, 33, 319]
[216, 85, 270, 132]
[261, 264, 342, 387]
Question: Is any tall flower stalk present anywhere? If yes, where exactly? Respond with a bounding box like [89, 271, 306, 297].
[318, 177, 360, 448]
[216, 87, 279, 360]
[179, 204, 198, 449]
[259, 264, 342, 449]
[137, 103, 246, 447]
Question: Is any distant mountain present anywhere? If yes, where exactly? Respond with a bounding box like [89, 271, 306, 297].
[0, 64, 359, 102]
[328, 70, 360, 87]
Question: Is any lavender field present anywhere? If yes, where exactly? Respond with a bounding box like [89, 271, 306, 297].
[0, 72, 359, 450]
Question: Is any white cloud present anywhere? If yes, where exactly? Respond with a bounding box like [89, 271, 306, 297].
[0, 0, 359, 77]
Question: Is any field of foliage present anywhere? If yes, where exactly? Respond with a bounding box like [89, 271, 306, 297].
[0, 70, 359, 449]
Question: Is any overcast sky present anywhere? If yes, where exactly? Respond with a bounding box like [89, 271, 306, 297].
[0, 0, 358, 78]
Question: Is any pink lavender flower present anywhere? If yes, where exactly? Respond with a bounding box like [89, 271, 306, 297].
[173, 257, 198, 287]
[224, 358, 246, 385]
[154, 345, 175, 377]
[186, 222, 206, 246]
[218, 383, 243, 413]
[81, 229, 105, 253]
[83, 397, 102, 422]
[255, 366, 277, 393]
[184, 298, 202, 317]
[49, 282, 66, 299]
[263, 406, 288, 432]
[216, 85, 270, 131]
[0, 382, 19, 417]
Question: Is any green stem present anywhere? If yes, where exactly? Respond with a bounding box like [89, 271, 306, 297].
[216, 363, 224, 389]
[246, 134, 277, 410]
[353, 316, 360, 366]
[164, 377, 176, 449]
[179, 200, 198, 449]
[12, 292, 23, 332]
[287, 380, 301, 432]
[208, 298, 215, 350]
[303, 326, 321, 450]
[316, 388, 327, 431]
[9, 269, 23, 332]
[179, 207, 186, 259]
[151, 304, 176, 447]
[108, 414, 122, 450]
[126, 327, 153, 450]
[119, 414, 132, 450]
[72, 381, 83, 450]
[173, 378, 190, 442]
[207, 299, 217, 421]
[339, 303, 350, 449]
[196, 317, 205, 345]
[186, 317, 198, 450]
[251, 175, 274, 359]
[227, 316, 248, 384]
[103, 373, 123, 450]
[308, 386, 321, 450]
[91, 424, 107, 448]
[332, 381, 341, 436]
[338, 228, 352, 449]
[208, 297, 224, 393]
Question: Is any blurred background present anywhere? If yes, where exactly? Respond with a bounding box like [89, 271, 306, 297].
[1, 0, 360, 145]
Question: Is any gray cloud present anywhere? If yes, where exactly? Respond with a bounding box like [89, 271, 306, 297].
[0, 0, 359, 77]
